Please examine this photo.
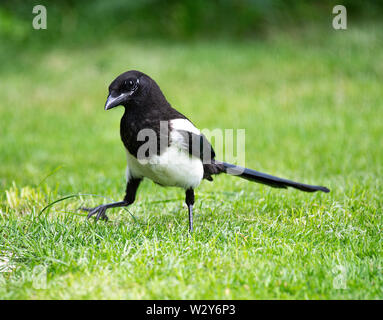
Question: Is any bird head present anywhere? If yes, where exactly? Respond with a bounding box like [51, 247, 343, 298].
[104, 70, 152, 110]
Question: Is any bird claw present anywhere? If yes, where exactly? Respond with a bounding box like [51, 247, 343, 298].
[80, 205, 109, 221]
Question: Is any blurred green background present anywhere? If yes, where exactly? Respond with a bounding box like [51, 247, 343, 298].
[1, 0, 383, 44]
[0, 1, 382, 299]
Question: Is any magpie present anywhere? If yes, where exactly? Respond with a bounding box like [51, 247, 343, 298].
[82, 70, 329, 232]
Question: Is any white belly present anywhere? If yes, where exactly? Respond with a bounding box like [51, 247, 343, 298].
[126, 145, 203, 189]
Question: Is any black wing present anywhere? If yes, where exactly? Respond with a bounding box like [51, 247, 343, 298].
[175, 130, 224, 181]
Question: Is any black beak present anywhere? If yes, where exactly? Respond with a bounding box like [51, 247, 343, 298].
[104, 93, 129, 110]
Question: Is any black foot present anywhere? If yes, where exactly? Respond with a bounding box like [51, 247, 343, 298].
[81, 205, 109, 221]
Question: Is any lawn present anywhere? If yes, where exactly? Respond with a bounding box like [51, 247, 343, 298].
[0, 25, 382, 299]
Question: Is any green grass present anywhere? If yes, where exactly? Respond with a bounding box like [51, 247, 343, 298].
[1, 25, 382, 299]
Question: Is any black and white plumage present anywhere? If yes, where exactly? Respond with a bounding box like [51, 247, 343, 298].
[82, 70, 329, 232]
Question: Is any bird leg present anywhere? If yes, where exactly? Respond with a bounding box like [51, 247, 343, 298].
[81, 201, 128, 221]
[185, 188, 195, 233]
[81, 178, 141, 222]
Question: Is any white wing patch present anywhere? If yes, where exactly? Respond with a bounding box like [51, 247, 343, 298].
[170, 118, 200, 135]
[169, 118, 201, 151]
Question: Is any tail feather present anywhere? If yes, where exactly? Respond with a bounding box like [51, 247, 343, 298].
[216, 161, 330, 193]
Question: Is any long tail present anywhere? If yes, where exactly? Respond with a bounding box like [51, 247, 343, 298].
[215, 161, 329, 193]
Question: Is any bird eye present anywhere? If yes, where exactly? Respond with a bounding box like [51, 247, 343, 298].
[124, 79, 134, 89]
